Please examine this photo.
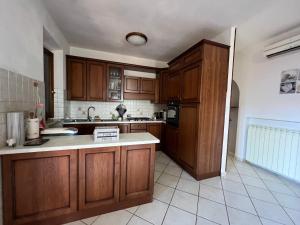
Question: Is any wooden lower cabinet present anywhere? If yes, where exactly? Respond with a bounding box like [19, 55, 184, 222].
[2, 150, 78, 225]
[120, 145, 155, 201]
[147, 123, 162, 150]
[2, 144, 155, 225]
[165, 124, 179, 158]
[178, 104, 198, 171]
[78, 147, 120, 210]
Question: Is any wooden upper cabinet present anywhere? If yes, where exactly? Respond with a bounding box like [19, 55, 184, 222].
[107, 64, 124, 101]
[87, 61, 106, 101]
[78, 147, 120, 210]
[181, 63, 202, 103]
[120, 144, 155, 201]
[178, 104, 198, 170]
[67, 57, 87, 100]
[124, 76, 140, 93]
[166, 71, 181, 101]
[140, 78, 155, 94]
[2, 150, 78, 225]
[159, 70, 168, 104]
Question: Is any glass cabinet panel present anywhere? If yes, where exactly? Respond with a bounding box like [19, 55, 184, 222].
[107, 64, 124, 101]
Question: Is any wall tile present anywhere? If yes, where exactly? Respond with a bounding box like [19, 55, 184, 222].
[0, 68, 9, 102]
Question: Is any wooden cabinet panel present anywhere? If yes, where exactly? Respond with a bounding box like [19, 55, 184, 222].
[119, 124, 129, 133]
[140, 78, 155, 94]
[159, 70, 168, 104]
[87, 61, 106, 101]
[178, 104, 198, 170]
[79, 147, 120, 209]
[181, 63, 202, 103]
[67, 58, 86, 100]
[147, 123, 161, 150]
[120, 145, 155, 201]
[2, 150, 77, 225]
[124, 76, 140, 93]
[166, 72, 181, 101]
[130, 123, 147, 130]
[165, 124, 178, 158]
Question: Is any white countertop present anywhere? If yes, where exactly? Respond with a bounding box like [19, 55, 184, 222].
[0, 133, 160, 155]
[63, 119, 166, 125]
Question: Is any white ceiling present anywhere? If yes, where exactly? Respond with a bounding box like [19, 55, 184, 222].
[43, 0, 273, 61]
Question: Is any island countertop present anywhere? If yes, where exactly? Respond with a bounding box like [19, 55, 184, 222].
[0, 133, 160, 155]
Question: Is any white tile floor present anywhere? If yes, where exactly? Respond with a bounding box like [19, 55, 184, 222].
[65, 151, 300, 225]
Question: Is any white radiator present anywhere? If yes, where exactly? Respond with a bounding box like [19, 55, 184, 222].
[246, 124, 300, 182]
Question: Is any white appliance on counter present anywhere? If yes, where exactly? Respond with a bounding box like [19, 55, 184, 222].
[41, 127, 78, 136]
[7, 112, 25, 145]
[94, 126, 119, 142]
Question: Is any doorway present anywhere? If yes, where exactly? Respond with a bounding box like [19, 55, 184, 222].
[227, 81, 240, 156]
[43, 48, 54, 119]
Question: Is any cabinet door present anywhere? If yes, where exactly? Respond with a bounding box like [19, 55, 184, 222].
[181, 63, 202, 103]
[140, 78, 155, 94]
[166, 72, 181, 101]
[147, 123, 161, 150]
[159, 70, 168, 104]
[67, 57, 87, 100]
[2, 150, 78, 225]
[120, 144, 155, 201]
[79, 147, 120, 210]
[124, 76, 140, 93]
[178, 104, 198, 169]
[87, 61, 106, 101]
[165, 124, 178, 158]
[119, 124, 130, 133]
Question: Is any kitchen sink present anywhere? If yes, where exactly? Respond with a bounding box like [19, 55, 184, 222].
[63, 119, 90, 123]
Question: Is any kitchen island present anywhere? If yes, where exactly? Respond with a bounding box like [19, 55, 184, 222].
[0, 133, 159, 225]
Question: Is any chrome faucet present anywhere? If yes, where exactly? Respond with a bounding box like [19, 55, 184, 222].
[87, 106, 95, 121]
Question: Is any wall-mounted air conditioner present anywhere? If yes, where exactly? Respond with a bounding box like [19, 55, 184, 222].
[264, 34, 300, 58]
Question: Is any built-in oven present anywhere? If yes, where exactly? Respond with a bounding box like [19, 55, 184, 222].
[166, 102, 179, 127]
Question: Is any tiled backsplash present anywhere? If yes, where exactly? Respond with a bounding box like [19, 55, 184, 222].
[66, 100, 164, 119]
[0, 67, 45, 147]
[53, 88, 65, 119]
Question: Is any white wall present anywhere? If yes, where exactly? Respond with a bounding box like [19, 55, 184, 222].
[234, 34, 300, 160]
[70, 47, 168, 68]
[0, 0, 69, 81]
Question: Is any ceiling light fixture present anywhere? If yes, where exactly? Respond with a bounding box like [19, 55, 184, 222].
[126, 32, 148, 46]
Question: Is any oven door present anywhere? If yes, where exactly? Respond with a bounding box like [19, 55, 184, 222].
[166, 105, 179, 127]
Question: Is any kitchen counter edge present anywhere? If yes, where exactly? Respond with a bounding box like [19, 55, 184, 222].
[0, 133, 160, 156]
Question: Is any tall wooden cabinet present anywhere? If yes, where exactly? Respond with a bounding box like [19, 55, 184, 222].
[163, 40, 229, 180]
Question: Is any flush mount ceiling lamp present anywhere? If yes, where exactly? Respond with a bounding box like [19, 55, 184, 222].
[126, 32, 148, 46]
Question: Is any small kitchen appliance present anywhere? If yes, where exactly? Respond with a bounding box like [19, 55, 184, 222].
[93, 126, 119, 142]
[167, 102, 180, 127]
[115, 104, 127, 120]
[7, 112, 25, 145]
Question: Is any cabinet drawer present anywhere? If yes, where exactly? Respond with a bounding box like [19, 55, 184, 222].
[130, 123, 147, 130]
[130, 129, 147, 133]
[183, 47, 202, 65]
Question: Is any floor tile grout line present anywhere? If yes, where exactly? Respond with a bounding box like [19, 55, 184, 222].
[231, 158, 265, 225]
[220, 174, 232, 225]
[234, 157, 297, 225]
[252, 166, 297, 225]
[160, 169, 184, 225]
[195, 171, 201, 225]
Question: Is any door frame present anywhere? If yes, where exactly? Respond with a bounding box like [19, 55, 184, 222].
[44, 48, 54, 119]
